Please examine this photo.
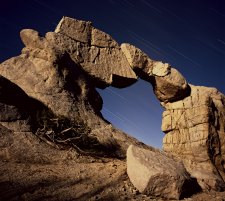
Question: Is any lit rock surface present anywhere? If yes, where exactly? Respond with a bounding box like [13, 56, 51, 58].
[0, 16, 225, 199]
[162, 85, 225, 190]
[0, 76, 81, 163]
[121, 43, 170, 77]
[0, 18, 144, 159]
[127, 145, 200, 200]
[121, 42, 225, 191]
[53, 16, 137, 88]
[121, 43, 189, 102]
[55, 17, 92, 43]
[153, 67, 190, 102]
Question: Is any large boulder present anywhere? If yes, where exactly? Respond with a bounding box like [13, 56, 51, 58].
[127, 145, 200, 199]
[153, 67, 190, 102]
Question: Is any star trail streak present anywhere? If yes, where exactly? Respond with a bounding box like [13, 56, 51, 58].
[167, 45, 202, 67]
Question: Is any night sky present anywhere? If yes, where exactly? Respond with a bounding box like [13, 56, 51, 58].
[1, 0, 225, 148]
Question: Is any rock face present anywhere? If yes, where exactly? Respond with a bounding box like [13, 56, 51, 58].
[121, 43, 190, 102]
[0, 18, 142, 159]
[127, 145, 201, 199]
[121, 43, 170, 77]
[0, 75, 31, 131]
[0, 75, 83, 163]
[162, 85, 225, 190]
[121, 42, 225, 191]
[52, 16, 137, 88]
[0, 16, 225, 199]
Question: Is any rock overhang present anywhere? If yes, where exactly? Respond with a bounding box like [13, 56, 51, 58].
[53, 16, 138, 88]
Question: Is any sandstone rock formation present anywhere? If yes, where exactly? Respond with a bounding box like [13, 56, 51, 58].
[120, 42, 225, 191]
[162, 85, 225, 191]
[0, 16, 225, 200]
[52, 16, 137, 88]
[0, 75, 83, 163]
[127, 145, 200, 199]
[121, 43, 190, 102]
[0, 18, 142, 159]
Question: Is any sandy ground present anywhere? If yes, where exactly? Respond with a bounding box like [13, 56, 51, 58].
[0, 154, 225, 201]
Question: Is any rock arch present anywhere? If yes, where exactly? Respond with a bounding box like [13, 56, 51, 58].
[0, 16, 224, 191]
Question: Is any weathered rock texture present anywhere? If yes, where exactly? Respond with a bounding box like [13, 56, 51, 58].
[121, 42, 225, 191]
[162, 85, 225, 191]
[53, 17, 137, 88]
[121, 43, 189, 102]
[0, 18, 142, 159]
[0, 16, 225, 199]
[127, 145, 200, 199]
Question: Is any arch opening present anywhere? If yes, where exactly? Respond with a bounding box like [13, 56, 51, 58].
[97, 79, 164, 149]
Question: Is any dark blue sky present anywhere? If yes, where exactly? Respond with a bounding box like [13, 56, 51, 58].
[1, 0, 225, 148]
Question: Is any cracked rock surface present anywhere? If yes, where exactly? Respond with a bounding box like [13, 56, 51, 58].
[0, 16, 225, 200]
